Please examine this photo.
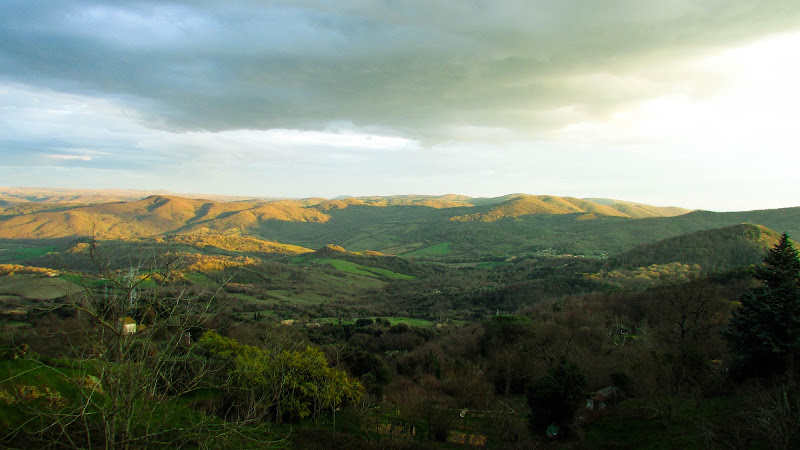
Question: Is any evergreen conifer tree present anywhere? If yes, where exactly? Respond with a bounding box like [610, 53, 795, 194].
[724, 233, 800, 378]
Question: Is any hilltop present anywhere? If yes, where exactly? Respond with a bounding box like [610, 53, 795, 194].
[0, 187, 285, 205]
[449, 194, 690, 221]
[2, 191, 799, 449]
[2, 191, 799, 262]
[0, 195, 329, 239]
[611, 223, 783, 272]
[0, 193, 688, 240]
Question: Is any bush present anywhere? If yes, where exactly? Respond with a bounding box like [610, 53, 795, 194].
[526, 360, 586, 437]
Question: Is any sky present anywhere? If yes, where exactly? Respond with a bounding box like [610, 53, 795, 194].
[1, 0, 799, 212]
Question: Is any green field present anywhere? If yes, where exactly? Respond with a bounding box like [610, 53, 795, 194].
[0, 275, 79, 300]
[476, 261, 510, 269]
[0, 244, 56, 263]
[326, 259, 415, 280]
[292, 256, 415, 280]
[403, 242, 452, 257]
[581, 396, 743, 448]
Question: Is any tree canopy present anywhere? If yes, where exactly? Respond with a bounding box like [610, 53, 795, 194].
[724, 233, 800, 378]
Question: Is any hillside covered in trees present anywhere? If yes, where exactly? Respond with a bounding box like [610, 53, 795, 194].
[1, 193, 800, 448]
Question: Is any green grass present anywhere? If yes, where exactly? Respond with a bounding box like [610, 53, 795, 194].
[0, 244, 55, 263]
[581, 396, 743, 449]
[326, 259, 415, 280]
[59, 273, 108, 289]
[0, 275, 80, 300]
[404, 242, 452, 257]
[0, 356, 281, 447]
[232, 292, 266, 303]
[183, 272, 218, 287]
[0, 357, 92, 431]
[264, 290, 330, 305]
[294, 256, 414, 280]
[381, 317, 435, 327]
[476, 261, 510, 269]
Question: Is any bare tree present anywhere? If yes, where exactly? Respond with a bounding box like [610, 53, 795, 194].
[3, 239, 280, 448]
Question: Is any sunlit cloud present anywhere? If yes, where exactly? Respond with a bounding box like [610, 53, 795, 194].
[47, 154, 92, 161]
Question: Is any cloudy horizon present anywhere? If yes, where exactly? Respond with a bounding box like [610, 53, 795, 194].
[2, 1, 800, 212]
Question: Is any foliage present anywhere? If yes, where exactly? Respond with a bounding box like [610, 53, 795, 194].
[612, 223, 781, 273]
[724, 233, 800, 378]
[197, 331, 363, 423]
[0, 241, 266, 449]
[6, 195, 800, 447]
[526, 360, 587, 437]
[0, 264, 59, 277]
[590, 262, 703, 291]
[0, 243, 56, 263]
[741, 382, 800, 449]
[404, 242, 452, 257]
[165, 234, 312, 255]
[182, 253, 259, 272]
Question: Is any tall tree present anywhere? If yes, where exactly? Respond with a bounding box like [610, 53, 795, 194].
[724, 233, 800, 379]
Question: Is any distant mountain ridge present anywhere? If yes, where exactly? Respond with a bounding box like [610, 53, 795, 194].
[0, 195, 330, 239]
[0, 193, 690, 240]
[1, 190, 798, 261]
[449, 195, 690, 222]
[0, 187, 286, 205]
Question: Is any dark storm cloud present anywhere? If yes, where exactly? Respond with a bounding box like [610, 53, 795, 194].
[3, 0, 800, 140]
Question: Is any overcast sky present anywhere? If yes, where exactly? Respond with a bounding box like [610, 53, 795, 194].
[2, 0, 799, 211]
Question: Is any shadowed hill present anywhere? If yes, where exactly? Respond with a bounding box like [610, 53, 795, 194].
[1, 193, 687, 240]
[2, 194, 797, 261]
[611, 223, 783, 271]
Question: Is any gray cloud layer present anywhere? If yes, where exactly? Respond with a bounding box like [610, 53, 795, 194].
[3, 0, 799, 140]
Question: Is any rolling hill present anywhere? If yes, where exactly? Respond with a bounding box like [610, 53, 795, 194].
[0, 195, 330, 239]
[165, 234, 313, 255]
[1, 192, 798, 261]
[0, 195, 680, 239]
[447, 195, 690, 221]
[582, 198, 694, 219]
[611, 223, 783, 272]
[0, 187, 285, 205]
[0, 194, 687, 240]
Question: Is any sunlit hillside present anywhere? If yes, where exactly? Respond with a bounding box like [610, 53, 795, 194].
[448, 195, 691, 222]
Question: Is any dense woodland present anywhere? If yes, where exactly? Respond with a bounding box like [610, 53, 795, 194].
[1, 194, 800, 448]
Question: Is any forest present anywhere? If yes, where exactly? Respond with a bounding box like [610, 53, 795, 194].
[1, 194, 800, 448]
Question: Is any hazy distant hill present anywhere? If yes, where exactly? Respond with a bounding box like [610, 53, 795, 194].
[316, 195, 476, 210]
[0, 187, 169, 205]
[0, 187, 286, 205]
